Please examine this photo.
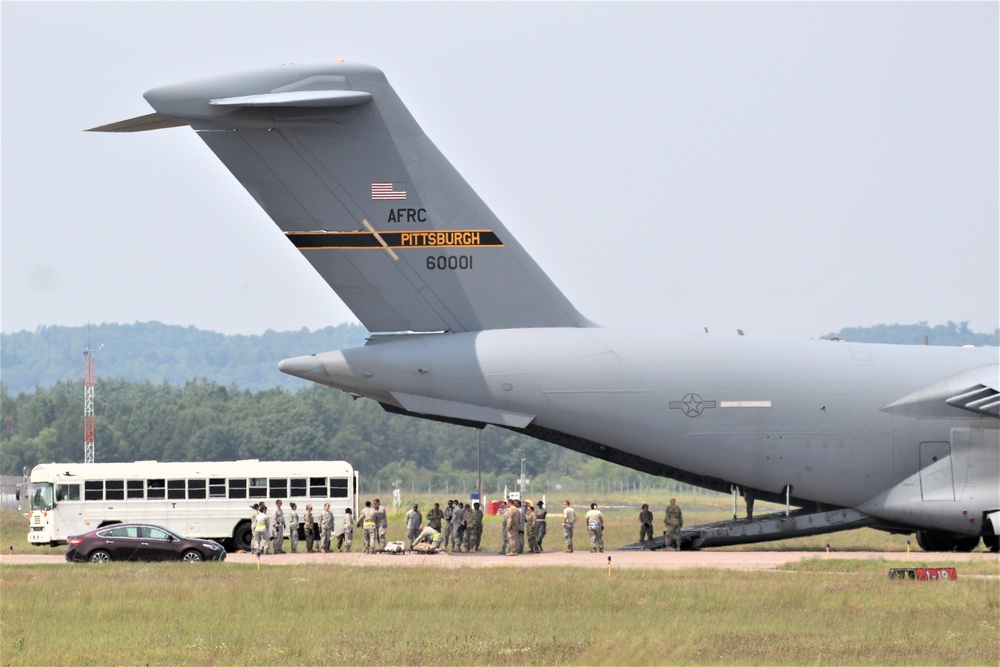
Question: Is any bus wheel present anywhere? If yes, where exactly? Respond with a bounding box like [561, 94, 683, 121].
[233, 522, 253, 552]
[90, 550, 111, 563]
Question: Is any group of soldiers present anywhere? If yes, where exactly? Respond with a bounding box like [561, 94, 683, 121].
[407, 499, 485, 553]
[248, 499, 367, 555]
[495, 498, 548, 556]
[638, 498, 684, 551]
[250, 498, 303, 556]
[248, 495, 686, 556]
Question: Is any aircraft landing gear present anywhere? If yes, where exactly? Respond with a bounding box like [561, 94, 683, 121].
[915, 529, 981, 552]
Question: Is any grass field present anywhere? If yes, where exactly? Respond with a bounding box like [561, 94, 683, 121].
[3, 494, 998, 666]
[2, 560, 997, 665]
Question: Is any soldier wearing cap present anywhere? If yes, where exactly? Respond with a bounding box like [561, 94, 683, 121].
[639, 503, 654, 542]
[534, 500, 548, 551]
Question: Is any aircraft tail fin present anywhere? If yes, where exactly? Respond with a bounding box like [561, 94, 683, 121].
[91, 63, 591, 333]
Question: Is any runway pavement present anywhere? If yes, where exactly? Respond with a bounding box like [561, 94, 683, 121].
[7, 548, 997, 570]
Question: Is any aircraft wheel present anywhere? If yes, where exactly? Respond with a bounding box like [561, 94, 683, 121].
[916, 530, 979, 552]
[983, 533, 999, 553]
[953, 536, 980, 552]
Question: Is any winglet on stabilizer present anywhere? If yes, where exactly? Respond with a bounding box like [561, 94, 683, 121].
[87, 113, 189, 133]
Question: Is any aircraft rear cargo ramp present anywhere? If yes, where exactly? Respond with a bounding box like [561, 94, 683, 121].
[620, 508, 876, 550]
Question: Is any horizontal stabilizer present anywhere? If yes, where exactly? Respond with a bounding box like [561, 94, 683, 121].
[87, 113, 189, 133]
[209, 90, 372, 108]
[390, 391, 535, 428]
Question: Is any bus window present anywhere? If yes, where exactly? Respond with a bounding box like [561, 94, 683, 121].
[269, 478, 288, 498]
[188, 479, 207, 499]
[84, 480, 104, 501]
[249, 478, 266, 498]
[309, 477, 328, 497]
[126, 480, 144, 499]
[290, 478, 307, 497]
[147, 479, 166, 499]
[167, 479, 186, 499]
[209, 478, 226, 498]
[228, 478, 247, 499]
[56, 484, 80, 502]
[105, 480, 125, 500]
[330, 478, 349, 498]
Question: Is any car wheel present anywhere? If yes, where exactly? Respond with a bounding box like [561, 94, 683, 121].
[181, 550, 202, 563]
[90, 550, 111, 563]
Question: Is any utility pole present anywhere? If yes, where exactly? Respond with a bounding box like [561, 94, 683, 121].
[83, 346, 99, 464]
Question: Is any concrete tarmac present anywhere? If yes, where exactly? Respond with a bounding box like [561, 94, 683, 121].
[8, 549, 997, 570]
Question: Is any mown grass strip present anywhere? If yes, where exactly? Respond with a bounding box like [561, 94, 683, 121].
[2, 562, 997, 665]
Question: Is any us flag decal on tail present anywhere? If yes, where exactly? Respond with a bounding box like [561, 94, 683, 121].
[371, 182, 407, 200]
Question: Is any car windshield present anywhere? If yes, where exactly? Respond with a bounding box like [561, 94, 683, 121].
[29, 483, 54, 511]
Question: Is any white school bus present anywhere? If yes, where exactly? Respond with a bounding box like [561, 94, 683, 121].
[22, 460, 359, 551]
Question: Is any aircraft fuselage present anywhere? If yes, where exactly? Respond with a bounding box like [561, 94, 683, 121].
[281, 329, 998, 537]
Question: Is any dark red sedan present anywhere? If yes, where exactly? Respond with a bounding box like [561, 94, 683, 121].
[65, 523, 226, 563]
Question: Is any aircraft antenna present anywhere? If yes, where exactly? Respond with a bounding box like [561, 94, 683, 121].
[83, 337, 103, 464]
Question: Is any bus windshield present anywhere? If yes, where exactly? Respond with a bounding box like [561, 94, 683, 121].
[30, 483, 54, 511]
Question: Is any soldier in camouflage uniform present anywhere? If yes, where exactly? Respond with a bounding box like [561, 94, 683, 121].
[461, 503, 476, 552]
[499, 502, 509, 554]
[270, 499, 286, 554]
[664, 498, 683, 551]
[411, 524, 444, 553]
[443, 500, 455, 551]
[406, 504, 423, 549]
[451, 503, 466, 552]
[562, 500, 577, 553]
[287, 502, 300, 553]
[319, 502, 334, 553]
[373, 498, 388, 551]
[472, 502, 484, 551]
[251, 503, 270, 556]
[525, 502, 539, 553]
[426, 502, 444, 533]
[505, 500, 522, 556]
[585, 503, 604, 553]
[638, 503, 654, 542]
[358, 500, 377, 554]
[337, 507, 354, 552]
[534, 501, 547, 552]
[303, 504, 315, 553]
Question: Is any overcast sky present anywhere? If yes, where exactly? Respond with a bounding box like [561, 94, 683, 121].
[3, 1, 997, 341]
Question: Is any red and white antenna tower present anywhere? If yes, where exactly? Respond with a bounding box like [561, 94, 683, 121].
[83, 344, 102, 464]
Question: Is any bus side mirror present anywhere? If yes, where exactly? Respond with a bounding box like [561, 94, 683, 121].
[14, 489, 19, 501]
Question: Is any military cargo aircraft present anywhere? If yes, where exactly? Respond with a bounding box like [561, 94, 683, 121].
[92, 62, 999, 551]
